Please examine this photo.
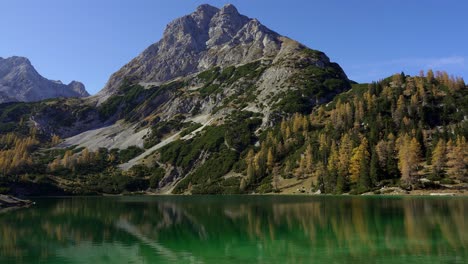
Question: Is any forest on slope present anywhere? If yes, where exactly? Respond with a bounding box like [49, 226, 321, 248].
[236, 70, 467, 194]
[0, 70, 466, 195]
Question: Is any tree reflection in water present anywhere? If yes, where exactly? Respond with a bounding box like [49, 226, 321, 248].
[0, 196, 466, 263]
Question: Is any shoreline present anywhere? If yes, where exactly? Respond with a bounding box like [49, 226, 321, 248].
[3, 186, 467, 199]
[72, 189, 468, 197]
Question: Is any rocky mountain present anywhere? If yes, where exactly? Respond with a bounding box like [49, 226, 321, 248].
[96, 4, 348, 103]
[0, 5, 370, 193]
[29, 3, 349, 193]
[0, 56, 89, 103]
[83, 4, 349, 152]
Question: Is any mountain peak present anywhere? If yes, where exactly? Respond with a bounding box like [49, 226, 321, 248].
[0, 56, 89, 102]
[96, 4, 342, 102]
[220, 3, 239, 15]
[6, 56, 32, 65]
[0, 56, 34, 74]
[195, 4, 219, 13]
[68, 81, 89, 97]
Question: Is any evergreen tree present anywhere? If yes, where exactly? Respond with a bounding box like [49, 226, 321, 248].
[349, 137, 370, 188]
[369, 148, 380, 186]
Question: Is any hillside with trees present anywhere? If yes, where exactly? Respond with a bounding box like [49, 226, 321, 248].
[0, 70, 466, 195]
[234, 70, 467, 194]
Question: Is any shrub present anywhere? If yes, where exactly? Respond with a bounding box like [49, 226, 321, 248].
[149, 168, 165, 189]
[119, 146, 144, 163]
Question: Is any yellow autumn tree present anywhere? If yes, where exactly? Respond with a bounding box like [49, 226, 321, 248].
[397, 134, 422, 186]
[51, 134, 61, 146]
[446, 137, 468, 181]
[338, 133, 353, 179]
[266, 147, 275, 171]
[349, 137, 370, 184]
[304, 144, 314, 175]
[0, 133, 38, 174]
[431, 139, 447, 177]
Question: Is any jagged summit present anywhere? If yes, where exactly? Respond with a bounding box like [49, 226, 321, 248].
[195, 3, 219, 12]
[0, 56, 89, 103]
[0, 56, 31, 65]
[96, 3, 288, 101]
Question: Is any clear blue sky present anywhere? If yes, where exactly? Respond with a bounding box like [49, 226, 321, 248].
[1, 0, 466, 94]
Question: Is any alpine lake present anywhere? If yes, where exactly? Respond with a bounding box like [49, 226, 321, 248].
[0, 195, 466, 263]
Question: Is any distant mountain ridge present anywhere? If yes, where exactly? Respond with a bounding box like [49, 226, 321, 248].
[0, 56, 89, 103]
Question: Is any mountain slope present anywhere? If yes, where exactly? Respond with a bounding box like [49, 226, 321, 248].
[0, 4, 352, 195]
[75, 3, 349, 156]
[6, 4, 466, 196]
[0, 56, 89, 103]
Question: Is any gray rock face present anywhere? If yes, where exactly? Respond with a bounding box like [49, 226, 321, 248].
[97, 4, 287, 101]
[0, 56, 89, 103]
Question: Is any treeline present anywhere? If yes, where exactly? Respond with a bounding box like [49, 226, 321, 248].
[242, 70, 467, 193]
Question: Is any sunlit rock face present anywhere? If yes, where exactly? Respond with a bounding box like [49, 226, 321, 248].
[0, 56, 88, 103]
[97, 4, 300, 102]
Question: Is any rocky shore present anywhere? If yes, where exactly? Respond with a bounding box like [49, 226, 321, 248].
[0, 194, 33, 212]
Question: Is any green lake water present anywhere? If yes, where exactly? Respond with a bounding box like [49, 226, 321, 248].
[0, 196, 466, 263]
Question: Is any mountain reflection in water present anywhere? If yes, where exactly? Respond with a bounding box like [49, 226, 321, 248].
[0, 196, 466, 264]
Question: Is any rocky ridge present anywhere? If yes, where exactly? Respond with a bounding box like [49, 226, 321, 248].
[96, 4, 346, 103]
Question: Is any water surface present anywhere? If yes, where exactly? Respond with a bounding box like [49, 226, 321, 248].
[0, 196, 466, 263]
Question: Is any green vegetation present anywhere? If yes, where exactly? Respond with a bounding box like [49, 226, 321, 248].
[199, 84, 221, 97]
[117, 146, 144, 163]
[0, 98, 95, 137]
[274, 91, 312, 114]
[224, 111, 262, 151]
[160, 126, 226, 167]
[99, 79, 186, 122]
[302, 48, 325, 59]
[272, 52, 351, 114]
[173, 148, 238, 194]
[179, 122, 202, 137]
[98, 83, 146, 121]
[197, 67, 221, 83]
[228, 61, 265, 84]
[242, 71, 467, 194]
[0, 65, 465, 196]
[0, 103, 33, 125]
[195, 61, 267, 98]
[160, 111, 262, 194]
[143, 116, 187, 149]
